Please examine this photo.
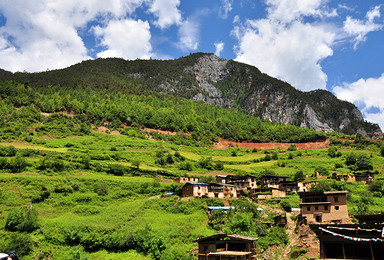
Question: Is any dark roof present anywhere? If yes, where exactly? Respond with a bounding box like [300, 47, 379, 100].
[298, 190, 348, 197]
[194, 234, 258, 243]
[354, 214, 384, 223]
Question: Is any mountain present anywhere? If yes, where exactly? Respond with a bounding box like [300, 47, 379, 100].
[0, 53, 381, 139]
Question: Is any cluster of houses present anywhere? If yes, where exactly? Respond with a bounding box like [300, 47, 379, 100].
[177, 174, 384, 259]
[178, 175, 317, 200]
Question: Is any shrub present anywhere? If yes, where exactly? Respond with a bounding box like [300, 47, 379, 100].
[290, 247, 307, 259]
[281, 201, 292, 212]
[3, 233, 33, 256]
[5, 207, 39, 232]
[94, 183, 108, 196]
[287, 144, 297, 151]
[293, 170, 305, 181]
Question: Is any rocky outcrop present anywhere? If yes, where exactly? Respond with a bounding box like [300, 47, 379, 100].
[183, 54, 382, 139]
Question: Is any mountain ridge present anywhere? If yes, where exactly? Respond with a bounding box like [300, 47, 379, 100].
[0, 53, 381, 139]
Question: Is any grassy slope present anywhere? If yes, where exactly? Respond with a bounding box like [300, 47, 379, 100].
[0, 132, 384, 259]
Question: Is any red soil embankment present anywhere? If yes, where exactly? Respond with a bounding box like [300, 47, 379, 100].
[213, 138, 330, 150]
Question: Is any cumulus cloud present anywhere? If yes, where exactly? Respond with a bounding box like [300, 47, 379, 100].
[218, 0, 233, 19]
[233, 0, 335, 91]
[333, 74, 384, 130]
[343, 6, 383, 49]
[232, 1, 383, 92]
[94, 19, 152, 59]
[0, 0, 148, 72]
[148, 0, 182, 29]
[214, 42, 224, 57]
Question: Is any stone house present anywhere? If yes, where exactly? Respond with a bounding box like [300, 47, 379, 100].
[259, 175, 290, 189]
[250, 188, 286, 201]
[195, 234, 257, 260]
[182, 182, 237, 199]
[298, 191, 350, 224]
[215, 175, 257, 191]
[297, 181, 318, 192]
[176, 176, 199, 183]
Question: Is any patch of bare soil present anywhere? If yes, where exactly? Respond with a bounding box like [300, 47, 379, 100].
[213, 138, 330, 150]
[94, 126, 121, 135]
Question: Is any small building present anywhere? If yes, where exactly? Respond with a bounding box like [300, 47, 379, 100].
[216, 175, 257, 191]
[310, 223, 384, 259]
[194, 234, 257, 260]
[298, 191, 350, 224]
[177, 176, 199, 183]
[259, 175, 290, 189]
[297, 181, 318, 192]
[250, 188, 286, 201]
[182, 182, 237, 199]
[273, 214, 287, 227]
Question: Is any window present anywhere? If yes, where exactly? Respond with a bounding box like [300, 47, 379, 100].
[324, 206, 328, 211]
[334, 196, 339, 203]
[315, 206, 319, 211]
[335, 206, 339, 210]
[307, 206, 311, 211]
[315, 215, 322, 222]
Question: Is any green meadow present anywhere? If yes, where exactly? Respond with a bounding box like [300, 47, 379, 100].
[1, 129, 384, 259]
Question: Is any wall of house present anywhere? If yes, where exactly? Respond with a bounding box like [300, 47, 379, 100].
[177, 177, 199, 183]
[301, 194, 349, 224]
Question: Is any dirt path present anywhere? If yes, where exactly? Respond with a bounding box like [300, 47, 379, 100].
[283, 212, 298, 259]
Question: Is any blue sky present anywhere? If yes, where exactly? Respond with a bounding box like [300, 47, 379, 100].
[0, 0, 384, 130]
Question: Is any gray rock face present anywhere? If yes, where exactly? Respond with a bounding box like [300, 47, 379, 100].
[187, 55, 233, 107]
[300, 105, 333, 132]
[182, 54, 382, 139]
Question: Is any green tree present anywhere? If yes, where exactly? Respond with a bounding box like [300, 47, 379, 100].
[294, 170, 305, 181]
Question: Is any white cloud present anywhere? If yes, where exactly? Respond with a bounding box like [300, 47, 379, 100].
[148, 0, 182, 29]
[177, 19, 199, 51]
[218, 0, 233, 19]
[232, 1, 383, 92]
[333, 74, 384, 130]
[343, 6, 383, 49]
[0, 0, 147, 72]
[214, 41, 224, 57]
[233, 0, 336, 91]
[94, 19, 152, 59]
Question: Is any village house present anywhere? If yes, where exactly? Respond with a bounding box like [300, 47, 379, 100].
[298, 191, 350, 224]
[297, 181, 318, 192]
[194, 234, 257, 260]
[215, 175, 257, 191]
[259, 175, 290, 189]
[182, 182, 237, 199]
[249, 187, 286, 201]
[176, 176, 199, 183]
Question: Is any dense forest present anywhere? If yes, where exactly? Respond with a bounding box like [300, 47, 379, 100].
[0, 80, 326, 144]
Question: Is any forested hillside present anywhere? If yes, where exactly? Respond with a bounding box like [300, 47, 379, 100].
[0, 80, 325, 144]
[0, 53, 381, 139]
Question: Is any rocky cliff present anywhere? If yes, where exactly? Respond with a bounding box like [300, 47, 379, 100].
[0, 53, 381, 139]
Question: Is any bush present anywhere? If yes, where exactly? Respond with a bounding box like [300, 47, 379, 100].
[5, 207, 39, 232]
[287, 144, 297, 151]
[281, 201, 292, 212]
[3, 233, 33, 256]
[94, 183, 109, 196]
[290, 247, 307, 259]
